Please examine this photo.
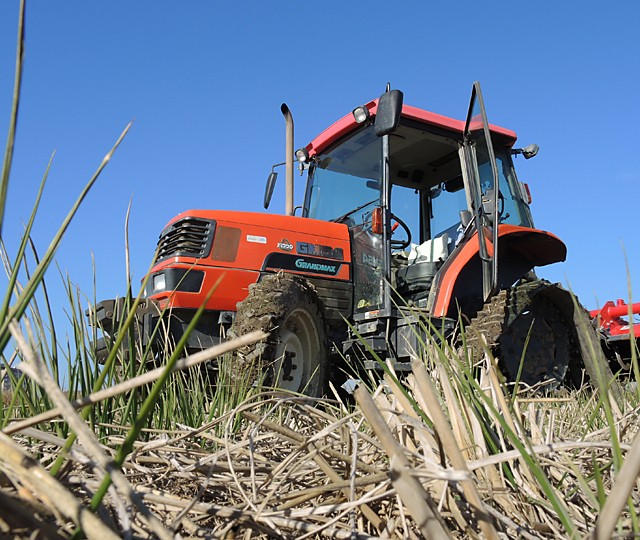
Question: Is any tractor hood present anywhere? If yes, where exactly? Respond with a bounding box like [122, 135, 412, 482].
[156, 209, 352, 271]
[146, 210, 352, 311]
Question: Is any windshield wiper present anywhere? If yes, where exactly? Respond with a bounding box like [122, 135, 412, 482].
[331, 198, 379, 224]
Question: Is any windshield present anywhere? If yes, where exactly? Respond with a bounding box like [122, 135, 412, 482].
[304, 125, 385, 314]
[305, 125, 382, 222]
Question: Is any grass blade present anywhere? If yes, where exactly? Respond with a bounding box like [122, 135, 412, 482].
[0, 0, 25, 237]
[0, 123, 132, 357]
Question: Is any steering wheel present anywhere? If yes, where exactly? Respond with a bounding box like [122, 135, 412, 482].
[390, 214, 412, 250]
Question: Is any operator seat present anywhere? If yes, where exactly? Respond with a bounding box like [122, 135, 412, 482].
[395, 234, 449, 306]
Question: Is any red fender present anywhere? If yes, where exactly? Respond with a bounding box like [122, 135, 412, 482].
[431, 225, 567, 318]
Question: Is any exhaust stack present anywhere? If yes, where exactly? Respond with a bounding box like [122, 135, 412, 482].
[281, 103, 294, 216]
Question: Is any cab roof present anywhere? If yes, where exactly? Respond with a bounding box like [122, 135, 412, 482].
[305, 99, 518, 157]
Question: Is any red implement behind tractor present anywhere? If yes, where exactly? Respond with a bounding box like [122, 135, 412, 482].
[89, 82, 631, 395]
[591, 300, 639, 370]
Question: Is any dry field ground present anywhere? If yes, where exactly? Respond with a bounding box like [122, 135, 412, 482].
[2, 329, 639, 539]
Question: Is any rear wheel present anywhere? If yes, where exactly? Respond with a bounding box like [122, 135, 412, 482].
[230, 273, 329, 397]
[467, 280, 600, 389]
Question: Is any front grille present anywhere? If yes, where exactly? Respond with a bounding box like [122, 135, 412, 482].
[156, 217, 215, 260]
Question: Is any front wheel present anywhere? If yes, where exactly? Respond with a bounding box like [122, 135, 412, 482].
[230, 273, 329, 397]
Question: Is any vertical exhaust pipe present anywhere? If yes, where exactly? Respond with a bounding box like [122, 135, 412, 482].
[281, 103, 294, 216]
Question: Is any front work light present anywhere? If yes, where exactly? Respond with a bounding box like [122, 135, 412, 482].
[295, 147, 310, 163]
[352, 106, 371, 124]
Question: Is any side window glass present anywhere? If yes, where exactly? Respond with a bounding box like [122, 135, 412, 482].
[390, 184, 421, 247]
[429, 177, 467, 251]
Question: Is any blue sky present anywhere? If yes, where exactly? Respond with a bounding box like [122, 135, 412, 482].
[0, 0, 638, 335]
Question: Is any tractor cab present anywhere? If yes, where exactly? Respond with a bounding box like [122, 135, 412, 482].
[300, 85, 539, 325]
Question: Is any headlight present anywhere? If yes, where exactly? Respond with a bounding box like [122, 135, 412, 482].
[153, 273, 166, 292]
[147, 268, 205, 297]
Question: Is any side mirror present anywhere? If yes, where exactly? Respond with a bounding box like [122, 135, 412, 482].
[264, 171, 277, 209]
[512, 143, 540, 159]
[374, 89, 403, 137]
[521, 144, 539, 159]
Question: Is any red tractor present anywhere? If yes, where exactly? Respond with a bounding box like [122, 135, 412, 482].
[91, 82, 630, 395]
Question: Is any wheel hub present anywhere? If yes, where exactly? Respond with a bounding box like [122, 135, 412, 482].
[274, 328, 305, 391]
[281, 351, 297, 382]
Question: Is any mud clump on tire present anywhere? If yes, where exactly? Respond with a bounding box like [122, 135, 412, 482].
[229, 273, 329, 397]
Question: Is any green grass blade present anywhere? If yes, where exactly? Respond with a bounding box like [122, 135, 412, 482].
[0, 155, 52, 326]
[0, 0, 25, 237]
[0, 123, 131, 358]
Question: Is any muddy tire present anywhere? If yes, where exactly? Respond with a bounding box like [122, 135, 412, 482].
[230, 273, 329, 397]
[466, 280, 614, 390]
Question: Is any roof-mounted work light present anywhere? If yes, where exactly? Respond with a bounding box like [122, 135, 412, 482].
[352, 105, 371, 124]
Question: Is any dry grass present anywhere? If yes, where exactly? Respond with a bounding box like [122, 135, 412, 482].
[1, 337, 639, 539]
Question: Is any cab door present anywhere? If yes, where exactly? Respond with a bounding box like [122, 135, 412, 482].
[460, 81, 502, 301]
